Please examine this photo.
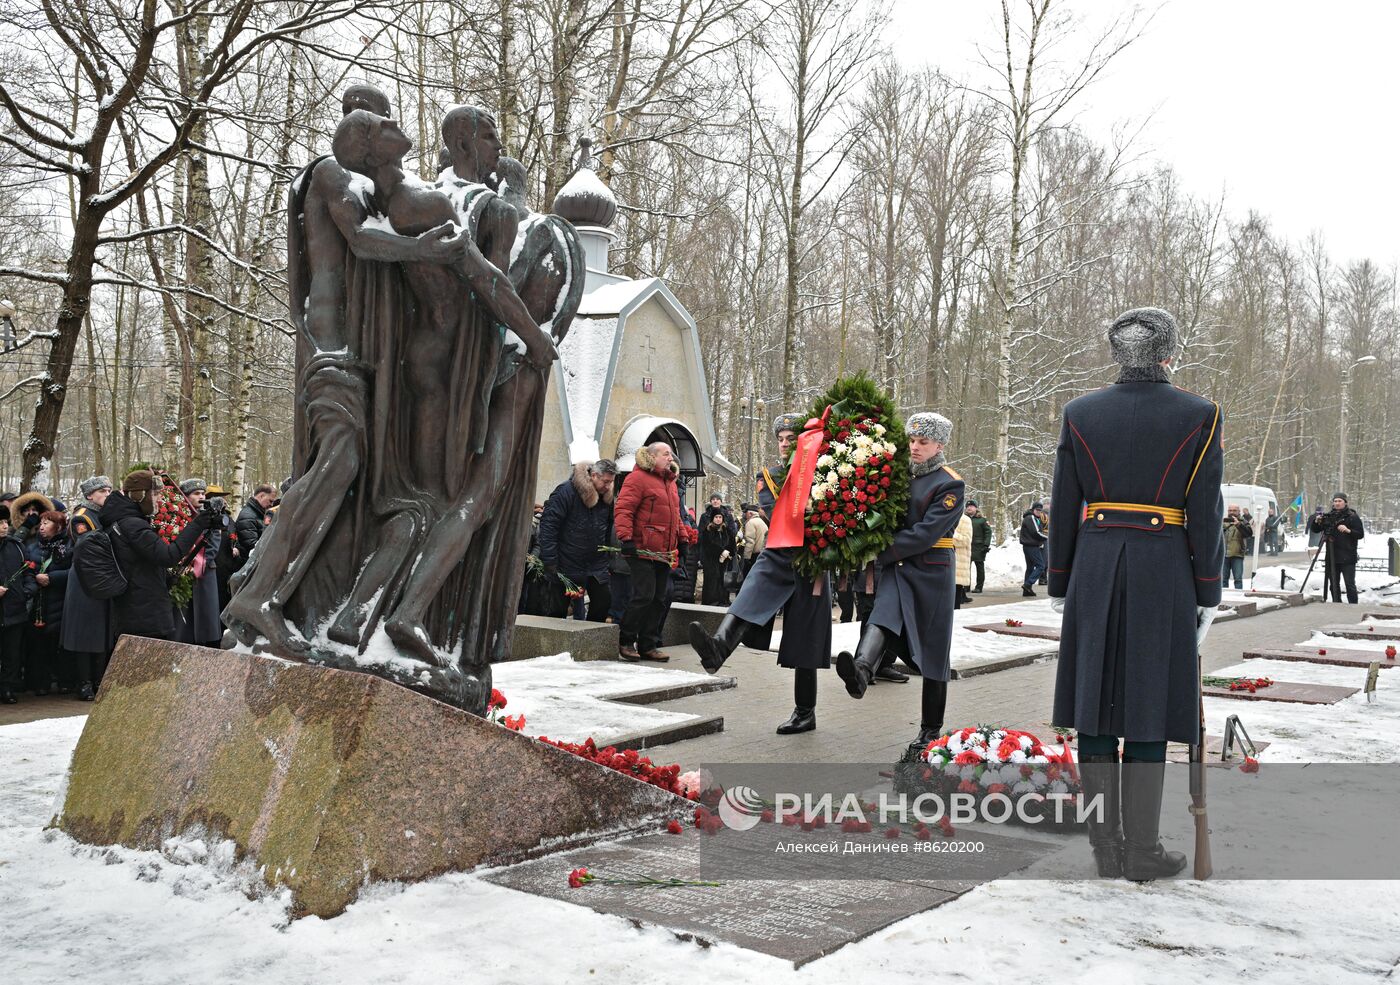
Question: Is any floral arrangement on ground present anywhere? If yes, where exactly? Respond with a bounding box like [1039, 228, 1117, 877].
[892, 725, 1084, 832]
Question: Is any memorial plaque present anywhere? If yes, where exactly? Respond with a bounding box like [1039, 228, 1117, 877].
[1319, 624, 1400, 641]
[1243, 646, 1400, 669]
[1219, 600, 1259, 617]
[1201, 680, 1359, 705]
[1360, 610, 1400, 622]
[484, 827, 1046, 966]
[965, 623, 1061, 642]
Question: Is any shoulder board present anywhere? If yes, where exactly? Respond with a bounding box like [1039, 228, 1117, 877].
[941, 465, 962, 482]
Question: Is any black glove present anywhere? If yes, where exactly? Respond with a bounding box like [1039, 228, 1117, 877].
[620, 541, 637, 558]
[543, 562, 559, 577]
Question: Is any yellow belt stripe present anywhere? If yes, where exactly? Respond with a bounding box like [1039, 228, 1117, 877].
[933, 538, 955, 548]
[1084, 502, 1185, 525]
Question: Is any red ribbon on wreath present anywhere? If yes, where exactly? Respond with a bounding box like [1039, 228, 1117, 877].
[766, 406, 832, 549]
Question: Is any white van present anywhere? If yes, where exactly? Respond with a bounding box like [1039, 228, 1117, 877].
[1221, 483, 1277, 520]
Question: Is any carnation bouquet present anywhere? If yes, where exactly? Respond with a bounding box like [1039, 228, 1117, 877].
[784, 374, 910, 579]
[134, 465, 201, 608]
[893, 725, 1084, 831]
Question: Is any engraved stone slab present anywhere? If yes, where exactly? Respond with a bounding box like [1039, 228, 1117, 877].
[55, 637, 690, 918]
[1243, 646, 1400, 669]
[483, 827, 1046, 966]
[1201, 681, 1359, 705]
[965, 622, 1061, 642]
[1320, 624, 1400, 641]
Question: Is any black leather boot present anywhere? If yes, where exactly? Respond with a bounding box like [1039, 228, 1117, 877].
[908, 724, 941, 751]
[1120, 755, 1186, 881]
[873, 664, 909, 683]
[1078, 751, 1123, 878]
[688, 615, 753, 674]
[775, 707, 815, 734]
[835, 625, 890, 699]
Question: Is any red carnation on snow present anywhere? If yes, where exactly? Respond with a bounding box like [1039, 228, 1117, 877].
[666, 819, 683, 835]
[488, 689, 507, 711]
[568, 867, 591, 889]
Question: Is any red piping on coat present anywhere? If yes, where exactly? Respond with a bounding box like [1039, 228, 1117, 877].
[1067, 419, 1106, 500]
[1155, 422, 1204, 502]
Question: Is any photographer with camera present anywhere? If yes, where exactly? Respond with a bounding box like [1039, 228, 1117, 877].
[1221, 504, 1247, 589]
[178, 478, 229, 647]
[1309, 493, 1365, 604]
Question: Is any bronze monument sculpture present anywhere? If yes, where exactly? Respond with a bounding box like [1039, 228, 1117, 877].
[223, 85, 585, 715]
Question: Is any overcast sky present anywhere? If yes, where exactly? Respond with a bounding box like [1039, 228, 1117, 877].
[891, 0, 1399, 269]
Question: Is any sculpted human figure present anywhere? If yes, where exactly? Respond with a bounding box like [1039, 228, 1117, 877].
[327, 107, 583, 665]
[222, 91, 466, 652]
[228, 89, 583, 713]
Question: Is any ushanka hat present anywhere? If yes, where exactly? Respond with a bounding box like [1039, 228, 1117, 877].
[1109, 307, 1180, 367]
[179, 477, 207, 495]
[772, 412, 804, 436]
[906, 412, 952, 444]
[79, 475, 113, 497]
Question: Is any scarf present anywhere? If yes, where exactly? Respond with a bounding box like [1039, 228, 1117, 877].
[911, 452, 945, 477]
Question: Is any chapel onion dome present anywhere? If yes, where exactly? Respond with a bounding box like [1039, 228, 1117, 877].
[552, 137, 617, 228]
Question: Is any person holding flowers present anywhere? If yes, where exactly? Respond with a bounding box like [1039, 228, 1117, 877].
[688, 411, 836, 736]
[99, 468, 217, 641]
[834, 411, 964, 754]
[0, 505, 37, 703]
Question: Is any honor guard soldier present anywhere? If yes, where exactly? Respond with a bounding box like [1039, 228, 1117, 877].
[834, 412, 964, 751]
[1048, 307, 1224, 881]
[688, 413, 833, 735]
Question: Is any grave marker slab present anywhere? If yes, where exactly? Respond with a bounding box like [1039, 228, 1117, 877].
[1200, 681, 1358, 705]
[1244, 646, 1400, 669]
[965, 623, 1061, 642]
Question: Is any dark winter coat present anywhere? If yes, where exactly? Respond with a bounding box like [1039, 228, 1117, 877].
[180, 520, 224, 645]
[1049, 375, 1224, 745]
[614, 446, 690, 556]
[703, 503, 737, 536]
[537, 464, 615, 579]
[728, 458, 833, 670]
[699, 520, 736, 563]
[1019, 510, 1046, 546]
[0, 534, 36, 628]
[1310, 508, 1364, 566]
[62, 504, 114, 655]
[969, 513, 993, 560]
[234, 497, 268, 557]
[869, 464, 966, 681]
[100, 491, 213, 639]
[25, 533, 72, 628]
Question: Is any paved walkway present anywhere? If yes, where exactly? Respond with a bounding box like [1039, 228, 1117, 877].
[642, 598, 1357, 766]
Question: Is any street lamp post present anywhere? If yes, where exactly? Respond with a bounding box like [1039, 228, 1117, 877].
[1338, 355, 1377, 494]
[740, 395, 765, 493]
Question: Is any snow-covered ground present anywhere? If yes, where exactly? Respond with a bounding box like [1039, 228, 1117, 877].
[5, 715, 1399, 984]
[493, 653, 721, 743]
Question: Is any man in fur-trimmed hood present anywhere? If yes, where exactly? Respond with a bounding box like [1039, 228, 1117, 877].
[536, 459, 618, 621]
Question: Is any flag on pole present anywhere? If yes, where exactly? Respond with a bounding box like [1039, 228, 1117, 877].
[1287, 492, 1304, 526]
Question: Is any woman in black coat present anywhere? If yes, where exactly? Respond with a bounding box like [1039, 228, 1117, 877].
[99, 471, 214, 641]
[24, 512, 72, 693]
[0, 506, 36, 703]
[699, 512, 736, 606]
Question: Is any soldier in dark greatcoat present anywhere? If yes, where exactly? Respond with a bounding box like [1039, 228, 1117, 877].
[688, 413, 833, 735]
[834, 412, 964, 750]
[1048, 307, 1224, 882]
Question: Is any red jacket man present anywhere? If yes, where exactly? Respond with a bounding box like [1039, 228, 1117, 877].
[613, 442, 695, 661]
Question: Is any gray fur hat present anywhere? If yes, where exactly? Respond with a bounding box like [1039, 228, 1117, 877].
[906, 411, 952, 444]
[1109, 307, 1180, 367]
[179, 477, 207, 496]
[79, 475, 113, 498]
[773, 412, 804, 436]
